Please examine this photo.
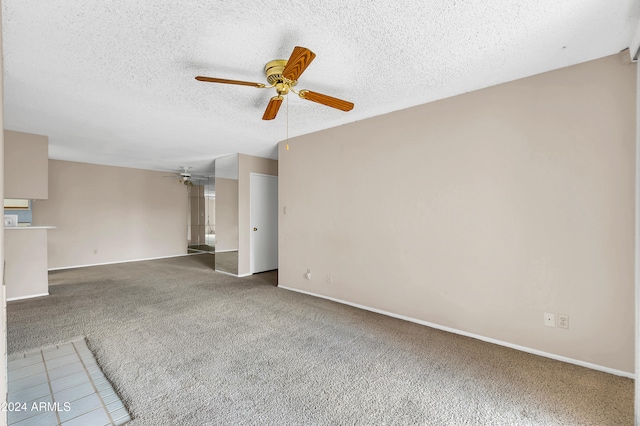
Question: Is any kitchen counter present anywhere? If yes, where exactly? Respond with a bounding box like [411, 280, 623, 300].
[5, 225, 56, 230]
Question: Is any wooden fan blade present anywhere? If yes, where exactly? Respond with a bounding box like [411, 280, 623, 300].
[298, 90, 354, 112]
[263, 96, 283, 120]
[195, 76, 265, 88]
[282, 46, 316, 81]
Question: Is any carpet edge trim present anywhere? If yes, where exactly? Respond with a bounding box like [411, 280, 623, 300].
[279, 285, 634, 379]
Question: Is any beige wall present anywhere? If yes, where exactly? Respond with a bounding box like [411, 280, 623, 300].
[5, 229, 48, 300]
[238, 154, 278, 276]
[4, 130, 48, 199]
[33, 160, 188, 269]
[279, 54, 636, 373]
[215, 177, 238, 252]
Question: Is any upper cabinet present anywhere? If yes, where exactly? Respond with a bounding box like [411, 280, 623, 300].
[4, 130, 48, 199]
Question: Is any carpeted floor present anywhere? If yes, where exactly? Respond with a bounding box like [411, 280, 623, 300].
[7, 255, 633, 425]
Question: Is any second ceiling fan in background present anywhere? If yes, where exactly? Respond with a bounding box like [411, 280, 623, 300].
[196, 46, 354, 120]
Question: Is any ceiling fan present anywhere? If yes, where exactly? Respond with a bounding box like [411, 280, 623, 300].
[165, 167, 195, 186]
[195, 46, 354, 120]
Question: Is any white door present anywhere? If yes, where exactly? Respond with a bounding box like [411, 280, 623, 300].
[250, 174, 278, 273]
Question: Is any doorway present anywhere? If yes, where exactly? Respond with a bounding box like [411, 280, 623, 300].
[250, 173, 278, 273]
[187, 176, 215, 254]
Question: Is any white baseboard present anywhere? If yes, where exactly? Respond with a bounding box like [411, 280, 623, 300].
[279, 285, 634, 379]
[7, 293, 49, 302]
[214, 269, 251, 278]
[48, 253, 193, 271]
[214, 249, 238, 253]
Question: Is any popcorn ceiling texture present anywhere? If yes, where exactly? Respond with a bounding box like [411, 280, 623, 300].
[2, 0, 639, 174]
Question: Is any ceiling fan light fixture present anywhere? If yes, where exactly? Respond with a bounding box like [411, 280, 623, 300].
[275, 82, 290, 95]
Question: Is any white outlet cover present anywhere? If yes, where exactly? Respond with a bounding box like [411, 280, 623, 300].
[558, 314, 569, 329]
[544, 312, 556, 327]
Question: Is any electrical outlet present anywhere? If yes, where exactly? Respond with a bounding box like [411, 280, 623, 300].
[544, 312, 555, 327]
[558, 314, 569, 329]
[326, 274, 332, 284]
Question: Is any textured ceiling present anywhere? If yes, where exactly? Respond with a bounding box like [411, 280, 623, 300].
[2, 1, 639, 175]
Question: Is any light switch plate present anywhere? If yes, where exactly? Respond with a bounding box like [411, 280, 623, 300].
[544, 312, 555, 327]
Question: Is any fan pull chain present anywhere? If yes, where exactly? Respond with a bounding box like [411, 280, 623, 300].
[285, 95, 289, 151]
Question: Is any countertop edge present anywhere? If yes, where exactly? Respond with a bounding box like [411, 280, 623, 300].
[5, 226, 56, 230]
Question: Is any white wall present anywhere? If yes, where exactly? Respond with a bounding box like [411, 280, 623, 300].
[279, 54, 636, 374]
[0, 6, 7, 424]
[635, 43, 640, 422]
[33, 160, 188, 269]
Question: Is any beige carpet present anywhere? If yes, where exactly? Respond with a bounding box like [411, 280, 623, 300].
[7, 255, 633, 425]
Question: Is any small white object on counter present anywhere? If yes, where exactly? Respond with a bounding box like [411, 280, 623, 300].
[4, 215, 18, 227]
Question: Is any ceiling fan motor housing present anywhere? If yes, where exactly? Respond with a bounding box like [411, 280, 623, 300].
[264, 59, 297, 87]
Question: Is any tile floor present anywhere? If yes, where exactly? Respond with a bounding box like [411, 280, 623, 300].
[7, 339, 130, 425]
